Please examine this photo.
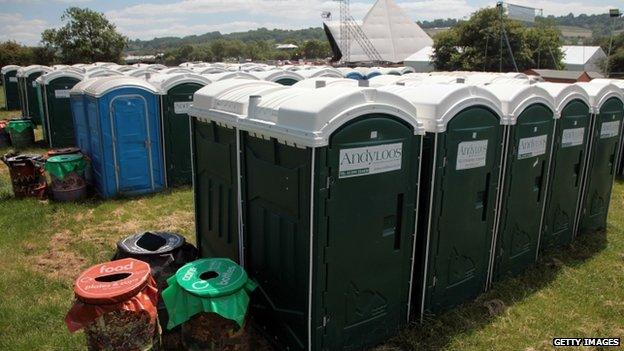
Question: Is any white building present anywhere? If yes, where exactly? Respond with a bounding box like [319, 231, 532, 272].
[561, 46, 606, 73]
[404, 46, 435, 72]
[323, 0, 433, 63]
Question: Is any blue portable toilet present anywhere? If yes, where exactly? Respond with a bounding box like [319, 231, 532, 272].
[82, 76, 164, 198]
[70, 78, 102, 155]
[366, 68, 383, 80]
[345, 70, 367, 80]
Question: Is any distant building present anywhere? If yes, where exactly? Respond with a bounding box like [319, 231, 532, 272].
[323, 0, 433, 63]
[276, 44, 299, 50]
[404, 46, 434, 72]
[524, 69, 604, 83]
[124, 54, 163, 64]
[561, 45, 606, 72]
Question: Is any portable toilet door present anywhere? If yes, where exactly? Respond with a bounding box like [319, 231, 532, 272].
[486, 83, 556, 282]
[538, 83, 592, 250]
[575, 82, 624, 236]
[41, 70, 84, 148]
[84, 77, 164, 198]
[593, 79, 624, 178]
[191, 82, 424, 351]
[148, 73, 212, 187]
[1, 65, 21, 110]
[70, 78, 101, 155]
[19, 65, 51, 124]
[380, 83, 505, 316]
[189, 79, 286, 262]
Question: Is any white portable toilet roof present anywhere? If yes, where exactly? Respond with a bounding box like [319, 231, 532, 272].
[590, 78, 624, 90]
[190, 79, 286, 127]
[84, 69, 124, 79]
[159, 67, 193, 75]
[250, 70, 305, 83]
[113, 65, 138, 73]
[94, 62, 116, 67]
[293, 78, 361, 89]
[147, 64, 167, 70]
[240, 86, 423, 147]
[147, 73, 212, 94]
[17, 65, 51, 77]
[125, 68, 158, 78]
[336, 67, 354, 77]
[202, 71, 260, 81]
[296, 68, 343, 79]
[379, 83, 504, 133]
[479, 83, 556, 124]
[1, 65, 21, 74]
[84, 76, 160, 98]
[535, 82, 591, 117]
[367, 75, 404, 87]
[39, 70, 85, 85]
[575, 81, 624, 114]
[195, 67, 227, 74]
[70, 77, 102, 95]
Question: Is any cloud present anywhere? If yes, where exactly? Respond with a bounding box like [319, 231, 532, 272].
[505, 0, 614, 16]
[0, 13, 48, 45]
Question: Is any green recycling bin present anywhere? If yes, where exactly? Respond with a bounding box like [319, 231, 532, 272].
[2, 65, 21, 110]
[6, 119, 35, 149]
[486, 83, 556, 282]
[538, 83, 592, 250]
[148, 72, 212, 187]
[45, 153, 87, 202]
[162, 258, 257, 350]
[575, 81, 624, 236]
[381, 82, 505, 317]
[191, 79, 424, 351]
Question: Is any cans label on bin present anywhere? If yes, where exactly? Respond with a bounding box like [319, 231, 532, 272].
[55, 89, 71, 98]
[9, 77, 17, 82]
[174, 101, 192, 114]
[518, 134, 548, 160]
[339, 142, 403, 178]
[562, 128, 584, 148]
[456, 140, 488, 170]
[600, 121, 620, 139]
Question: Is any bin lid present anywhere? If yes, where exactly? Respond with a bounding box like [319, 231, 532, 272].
[73, 258, 152, 305]
[45, 154, 86, 180]
[173, 258, 248, 298]
[575, 81, 624, 114]
[1, 65, 20, 75]
[16, 65, 51, 78]
[84, 76, 159, 97]
[117, 231, 186, 256]
[147, 73, 212, 94]
[249, 69, 305, 83]
[47, 153, 83, 163]
[479, 82, 556, 124]
[242, 85, 423, 146]
[190, 79, 285, 127]
[39, 70, 84, 85]
[7, 119, 34, 133]
[293, 77, 360, 89]
[379, 83, 504, 132]
[202, 71, 260, 81]
[536, 82, 591, 117]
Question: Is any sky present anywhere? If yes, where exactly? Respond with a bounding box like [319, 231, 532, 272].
[0, 0, 617, 46]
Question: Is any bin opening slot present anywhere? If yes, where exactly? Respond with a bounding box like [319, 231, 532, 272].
[137, 232, 167, 251]
[200, 271, 219, 281]
[95, 273, 131, 282]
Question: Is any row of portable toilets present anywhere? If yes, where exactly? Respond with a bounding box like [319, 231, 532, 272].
[186, 75, 624, 351]
[2, 63, 624, 350]
[0, 63, 413, 199]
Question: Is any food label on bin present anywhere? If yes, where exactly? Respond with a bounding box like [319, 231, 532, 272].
[174, 101, 192, 114]
[54, 89, 71, 98]
[517, 134, 548, 160]
[562, 128, 584, 148]
[74, 258, 151, 302]
[600, 121, 620, 139]
[456, 140, 488, 170]
[338, 142, 402, 178]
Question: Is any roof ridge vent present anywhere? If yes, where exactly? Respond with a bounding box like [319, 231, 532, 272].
[248, 95, 262, 116]
[315, 80, 326, 88]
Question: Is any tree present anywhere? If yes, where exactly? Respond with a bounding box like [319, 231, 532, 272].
[432, 7, 563, 72]
[0, 41, 34, 68]
[41, 7, 127, 64]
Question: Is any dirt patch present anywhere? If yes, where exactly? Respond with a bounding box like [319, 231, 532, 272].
[35, 230, 88, 283]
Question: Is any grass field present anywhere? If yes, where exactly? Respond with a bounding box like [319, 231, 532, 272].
[0, 84, 623, 350]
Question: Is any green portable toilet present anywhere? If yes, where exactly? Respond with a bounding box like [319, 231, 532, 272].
[249, 69, 305, 86]
[592, 79, 624, 178]
[39, 70, 84, 148]
[17, 65, 51, 124]
[1, 65, 21, 110]
[575, 81, 624, 236]
[190, 79, 424, 351]
[537, 83, 592, 250]
[148, 72, 212, 187]
[484, 83, 556, 282]
[380, 82, 505, 316]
